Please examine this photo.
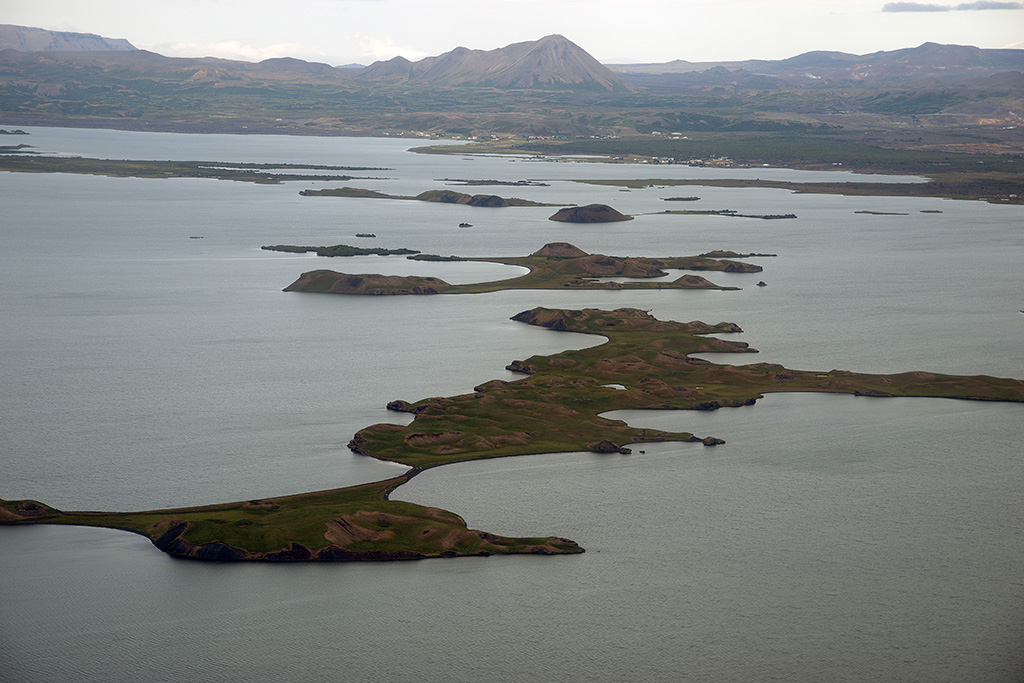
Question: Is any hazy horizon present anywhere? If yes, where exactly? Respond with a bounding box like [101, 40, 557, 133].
[3, 0, 1022, 68]
[9, 22, 1023, 70]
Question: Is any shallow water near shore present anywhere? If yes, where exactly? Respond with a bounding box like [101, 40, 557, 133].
[1, 127, 1022, 682]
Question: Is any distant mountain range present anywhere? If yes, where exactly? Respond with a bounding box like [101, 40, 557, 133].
[610, 42, 1024, 87]
[0, 24, 136, 52]
[0, 26, 630, 92]
[2, 24, 1021, 92]
[1, 24, 1022, 139]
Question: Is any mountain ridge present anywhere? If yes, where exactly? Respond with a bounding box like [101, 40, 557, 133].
[610, 42, 1024, 85]
[360, 35, 632, 92]
[2, 23, 1019, 87]
[0, 24, 136, 52]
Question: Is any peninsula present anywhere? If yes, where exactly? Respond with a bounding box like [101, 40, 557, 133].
[4, 305, 1023, 562]
[0, 152, 387, 184]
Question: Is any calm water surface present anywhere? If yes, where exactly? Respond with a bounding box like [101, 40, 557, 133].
[1, 126, 1022, 682]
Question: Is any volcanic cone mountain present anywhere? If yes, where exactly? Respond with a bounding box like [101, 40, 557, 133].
[360, 34, 632, 92]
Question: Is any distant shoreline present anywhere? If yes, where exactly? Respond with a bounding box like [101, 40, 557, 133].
[0, 114, 432, 139]
[4, 118, 1022, 206]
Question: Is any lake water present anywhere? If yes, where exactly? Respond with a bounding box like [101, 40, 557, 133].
[1, 126, 1022, 682]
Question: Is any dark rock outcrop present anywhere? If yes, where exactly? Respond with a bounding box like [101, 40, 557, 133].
[589, 439, 632, 454]
[315, 546, 427, 562]
[152, 520, 249, 561]
[722, 262, 763, 273]
[415, 189, 510, 206]
[510, 309, 570, 331]
[467, 194, 508, 207]
[505, 360, 535, 374]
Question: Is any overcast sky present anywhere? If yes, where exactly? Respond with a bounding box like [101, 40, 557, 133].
[5, 0, 1023, 65]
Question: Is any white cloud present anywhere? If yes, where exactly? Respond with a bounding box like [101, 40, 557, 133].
[883, 1, 1023, 10]
[351, 36, 431, 63]
[146, 40, 329, 62]
[883, 1, 950, 9]
[956, 0, 1023, 6]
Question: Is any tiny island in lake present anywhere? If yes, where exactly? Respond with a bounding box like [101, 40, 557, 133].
[4, 247, 1024, 562]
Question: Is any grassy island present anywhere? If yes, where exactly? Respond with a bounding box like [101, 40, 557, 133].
[657, 209, 797, 219]
[4, 305, 1022, 563]
[438, 178, 550, 187]
[262, 244, 421, 257]
[281, 242, 763, 295]
[298, 186, 561, 207]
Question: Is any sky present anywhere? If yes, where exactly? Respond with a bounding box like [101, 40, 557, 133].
[3, 0, 1023, 66]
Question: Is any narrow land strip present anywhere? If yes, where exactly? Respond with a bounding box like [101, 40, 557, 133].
[5, 305, 1022, 562]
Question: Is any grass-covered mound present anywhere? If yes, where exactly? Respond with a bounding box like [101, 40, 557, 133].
[548, 204, 632, 222]
[284, 271, 450, 295]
